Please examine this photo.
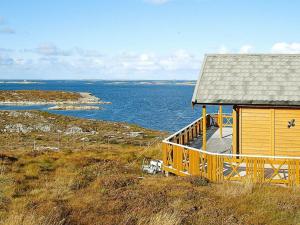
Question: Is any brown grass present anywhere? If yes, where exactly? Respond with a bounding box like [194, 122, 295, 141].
[0, 111, 299, 224]
[0, 90, 81, 102]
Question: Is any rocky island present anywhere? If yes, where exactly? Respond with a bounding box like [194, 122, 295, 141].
[0, 90, 111, 110]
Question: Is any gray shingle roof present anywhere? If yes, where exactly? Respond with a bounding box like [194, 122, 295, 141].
[192, 54, 300, 106]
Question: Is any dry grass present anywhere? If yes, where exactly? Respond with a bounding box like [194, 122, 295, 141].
[0, 111, 299, 225]
[0, 148, 299, 225]
[138, 211, 182, 225]
[4, 209, 66, 225]
[0, 90, 81, 102]
[216, 180, 255, 197]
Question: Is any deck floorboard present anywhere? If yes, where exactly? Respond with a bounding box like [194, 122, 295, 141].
[188, 127, 232, 154]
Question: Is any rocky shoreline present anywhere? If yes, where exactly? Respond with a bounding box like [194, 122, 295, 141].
[0, 91, 111, 110]
[48, 105, 101, 110]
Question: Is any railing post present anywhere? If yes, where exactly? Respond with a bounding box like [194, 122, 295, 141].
[219, 105, 223, 138]
[202, 105, 207, 150]
[189, 149, 200, 175]
[232, 107, 237, 155]
[162, 142, 168, 166]
[177, 146, 183, 172]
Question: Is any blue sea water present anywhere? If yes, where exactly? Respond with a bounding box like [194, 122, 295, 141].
[0, 80, 231, 132]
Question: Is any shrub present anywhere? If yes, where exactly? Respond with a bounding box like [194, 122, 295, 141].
[39, 159, 55, 172]
[69, 167, 96, 190]
[0, 191, 11, 211]
[101, 175, 137, 190]
[188, 176, 209, 187]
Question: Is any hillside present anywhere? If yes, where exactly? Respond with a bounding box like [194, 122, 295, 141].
[0, 111, 299, 225]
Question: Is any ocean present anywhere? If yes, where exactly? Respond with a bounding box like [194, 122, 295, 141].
[0, 80, 231, 132]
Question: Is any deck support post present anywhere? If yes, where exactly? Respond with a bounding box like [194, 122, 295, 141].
[232, 106, 237, 155]
[202, 105, 207, 150]
[219, 105, 223, 138]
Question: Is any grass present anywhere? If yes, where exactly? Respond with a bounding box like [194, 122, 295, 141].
[0, 90, 81, 102]
[0, 111, 299, 224]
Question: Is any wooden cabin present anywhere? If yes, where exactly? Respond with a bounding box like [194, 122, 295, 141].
[192, 54, 300, 157]
[162, 54, 300, 186]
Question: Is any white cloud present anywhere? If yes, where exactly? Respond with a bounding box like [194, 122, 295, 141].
[239, 45, 253, 54]
[159, 49, 199, 71]
[35, 43, 71, 56]
[0, 17, 4, 25]
[144, 0, 171, 5]
[218, 44, 253, 54]
[74, 48, 103, 57]
[218, 45, 229, 54]
[0, 45, 202, 79]
[0, 17, 16, 34]
[271, 42, 300, 53]
[0, 55, 14, 65]
[6, 42, 300, 79]
[0, 27, 15, 34]
[0, 48, 13, 53]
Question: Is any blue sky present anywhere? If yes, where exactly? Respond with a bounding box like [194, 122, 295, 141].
[0, 0, 300, 80]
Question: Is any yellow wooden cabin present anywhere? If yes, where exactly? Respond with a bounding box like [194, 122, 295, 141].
[162, 54, 300, 186]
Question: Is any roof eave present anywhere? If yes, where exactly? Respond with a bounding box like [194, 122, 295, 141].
[192, 100, 300, 107]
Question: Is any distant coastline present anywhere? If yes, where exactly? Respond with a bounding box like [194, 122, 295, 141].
[0, 80, 45, 84]
[106, 80, 196, 86]
[0, 80, 197, 86]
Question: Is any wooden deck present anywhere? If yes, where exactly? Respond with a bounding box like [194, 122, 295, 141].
[162, 114, 300, 186]
[188, 127, 232, 154]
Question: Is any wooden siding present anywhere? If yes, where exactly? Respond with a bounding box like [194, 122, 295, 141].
[240, 108, 273, 155]
[275, 109, 300, 156]
[240, 107, 300, 157]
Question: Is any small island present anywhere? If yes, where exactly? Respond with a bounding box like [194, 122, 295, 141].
[0, 90, 111, 110]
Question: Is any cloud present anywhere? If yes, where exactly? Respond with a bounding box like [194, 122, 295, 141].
[271, 42, 300, 53]
[0, 44, 203, 79]
[0, 27, 15, 34]
[109, 49, 200, 75]
[144, 0, 171, 5]
[0, 55, 14, 66]
[218, 45, 229, 54]
[0, 17, 16, 34]
[35, 43, 71, 56]
[0, 48, 13, 53]
[74, 47, 103, 57]
[217, 44, 253, 54]
[159, 49, 199, 71]
[7, 42, 300, 79]
[0, 17, 4, 25]
[239, 45, 253, 54]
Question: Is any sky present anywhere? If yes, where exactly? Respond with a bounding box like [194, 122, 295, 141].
[1, 0, 300, 80]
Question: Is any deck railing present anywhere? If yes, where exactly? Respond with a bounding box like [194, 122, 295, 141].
[162, 114, 300, 186]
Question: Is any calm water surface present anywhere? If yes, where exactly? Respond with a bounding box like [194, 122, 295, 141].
[0, 80, 231, 132]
